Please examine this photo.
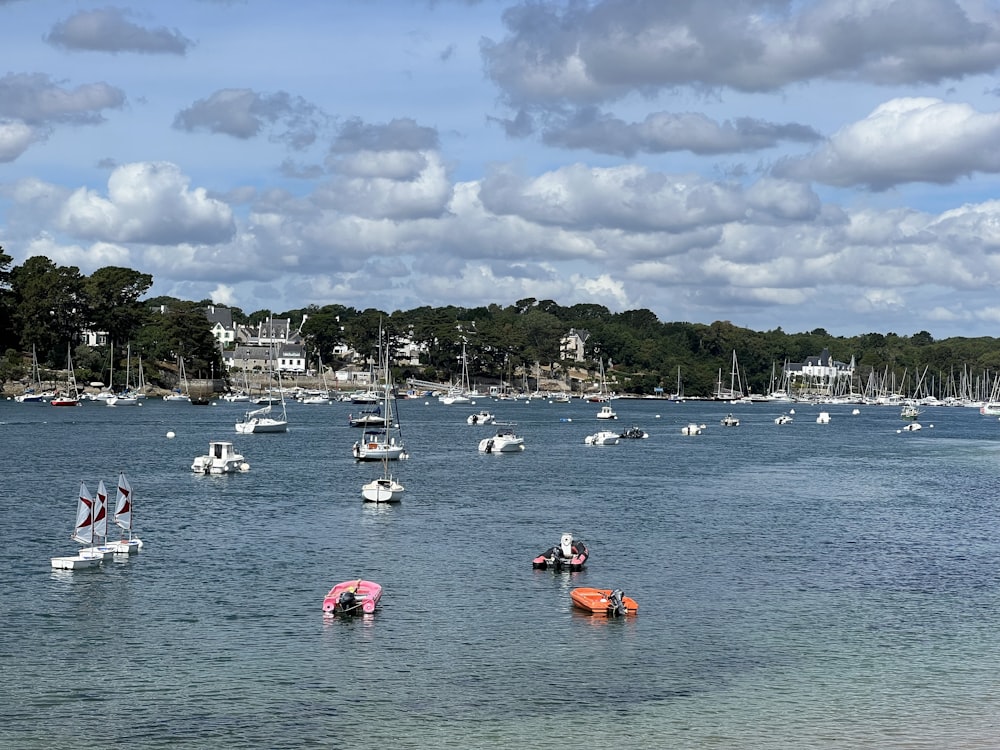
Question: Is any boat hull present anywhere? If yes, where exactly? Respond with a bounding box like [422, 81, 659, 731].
[50, 554, 103, 570]
[362, 477, 404, 503]
[322, 580, 383, 615]
[570, 587, 638, 617]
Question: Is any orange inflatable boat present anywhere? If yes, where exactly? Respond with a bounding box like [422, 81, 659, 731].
[570, 587, 638, 617]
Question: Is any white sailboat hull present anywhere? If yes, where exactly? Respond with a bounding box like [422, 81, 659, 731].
[362, 477, 405, 502]
[235, 417, 287, 433]
[51, 553, 103, 570]
[108, 538, 143, 554]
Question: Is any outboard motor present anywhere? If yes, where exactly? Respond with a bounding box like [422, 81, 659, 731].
[560, 533, 574, 558]
[608, 589, 627, 617]
[338, 590, 357, 613]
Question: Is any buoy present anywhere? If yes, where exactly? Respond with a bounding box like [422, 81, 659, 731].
[166, 431, 176, 439]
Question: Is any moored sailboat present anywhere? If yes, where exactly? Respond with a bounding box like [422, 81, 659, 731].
[51, 482, 109, 569]
[107, 471, 143, 554]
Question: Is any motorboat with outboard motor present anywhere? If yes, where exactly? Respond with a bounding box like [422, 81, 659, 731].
[532, 533, 588, 571]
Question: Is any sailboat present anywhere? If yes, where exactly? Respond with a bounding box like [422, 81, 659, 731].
[15, 345, 52, 403]
[50, 344, 81, 406]
[236, 326, 288, 433]
[108, 471, 142, 554]
[51, 482, 110, 569]
[362, 330, 406, 502]
[354, 327, 408, 463]
[107, 344, 139, 406]
[587, 358, 612, 402]
[78, 480, 115, 559]
[164, 357, 191, 401]
[439, 340, 473, 404]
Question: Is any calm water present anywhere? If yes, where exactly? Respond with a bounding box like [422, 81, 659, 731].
[3, 396, 1000, 749]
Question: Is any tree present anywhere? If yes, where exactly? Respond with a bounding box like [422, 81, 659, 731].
[10, 256, 87, 363]
[84, 266, 154, 345]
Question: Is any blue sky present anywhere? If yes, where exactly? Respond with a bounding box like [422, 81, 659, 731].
[4, 0, 1000, 339]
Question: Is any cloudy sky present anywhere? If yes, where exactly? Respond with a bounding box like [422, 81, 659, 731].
[4, 0, 1000, 338]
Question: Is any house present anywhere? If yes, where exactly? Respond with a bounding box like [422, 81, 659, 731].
[560, 328, 589, 362]
[784, 348, 854, 386]
[222, 342, 306, 374]
[205, 305, 238, 347]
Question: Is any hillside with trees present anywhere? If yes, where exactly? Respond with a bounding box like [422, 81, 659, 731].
[1, 248, 999, 399]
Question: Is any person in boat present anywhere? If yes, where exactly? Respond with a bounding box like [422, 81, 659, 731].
[533, 533, 588, 570]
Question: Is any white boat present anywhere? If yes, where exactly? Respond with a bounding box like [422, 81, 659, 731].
[439, 340, 476, 404]
[192, 440, 250, 474]
[223, 391, 251, 403]
[163, 357, 191, 401]
[77, 480, 115, 561]
[584, 430, 620, 446]
[362, 475, 405, 503]
[236, 404, 288, 433]
[354, 327, 408, 462]
[900, 404, 922, 420]
[720, 413, 740, 427]
[774, 413, 793, 425]
[361, 326, 408, 500]
[478, 426, 525, 453]
[51, 481, 110, 570]
[900, 422, 922, 432]
[15, 345, 52, 403]
[106, 344, 140, 406]
[596, 404, 618, 420]
[236, 323, 288, 433]
[467, 410, 495, 425]
[816, 411, 831, 424]
[681, 423, 703, 435]
[107, 471, 142, 554]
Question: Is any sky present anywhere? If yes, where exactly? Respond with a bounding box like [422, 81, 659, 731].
[4, 1, 1000, 340]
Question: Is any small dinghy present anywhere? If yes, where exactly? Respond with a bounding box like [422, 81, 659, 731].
[570, 587, 638, 617]
[532, 533, 588, 571]
[619, 425, 648, 439]
[322, 579, 382, 616]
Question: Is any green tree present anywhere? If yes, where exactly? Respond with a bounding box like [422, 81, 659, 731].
[10, 256, 87, 363]
[85, 266, 154, 345]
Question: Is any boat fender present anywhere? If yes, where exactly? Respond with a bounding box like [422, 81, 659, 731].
[362, 599, 376, 614]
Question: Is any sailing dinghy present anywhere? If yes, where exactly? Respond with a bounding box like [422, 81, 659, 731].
[51, 482, 110, 570]
[108, 472, 143, 554]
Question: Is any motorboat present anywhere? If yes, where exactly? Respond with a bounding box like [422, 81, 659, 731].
[478, 426, 525, 453]
[774, 413, 793, 425]
[570, 588, 638, 617]
[467, 410, 496, 426]
[720, 413, 740, 427]
[584, 430, 620, 446]
[816, 411, 831, 424]
[681, 423, 703, 435]
[619, 426, 649, 439]
[191, 440, 250, 474]
[322, 579, 382, 616]
[596, 405, 618, 420]
[900, 422, 922, 432]
[533, 533, 588, 571]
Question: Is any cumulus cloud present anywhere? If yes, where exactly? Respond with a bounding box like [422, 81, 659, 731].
[0, 73, 125, 125]
[46, 7, 193, 55]
[173, 88, 325, 149]
[56, 161, 234, 244]
[540, 108, 822, 156]
[0, 120, 38, 162]
[482, 0, 1000, 108]
[774, 98, 1000, 189]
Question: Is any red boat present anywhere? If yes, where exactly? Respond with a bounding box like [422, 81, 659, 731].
[570, 588, 638, 617]
[532, 533, 588, 571]
[322, 579, 382, 616]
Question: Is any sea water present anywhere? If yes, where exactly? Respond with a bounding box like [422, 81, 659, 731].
[2, 397, 1000, 749]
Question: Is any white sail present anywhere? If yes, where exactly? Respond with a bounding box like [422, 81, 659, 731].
[94, 480, 108, 540]
[114, 472, 133, 531]
[71, 482, 94, 545]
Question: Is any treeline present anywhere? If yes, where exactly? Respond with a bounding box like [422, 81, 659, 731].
[1, 249, 999, 396]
